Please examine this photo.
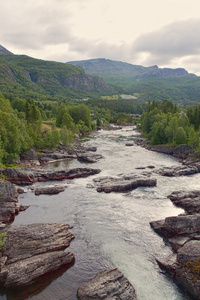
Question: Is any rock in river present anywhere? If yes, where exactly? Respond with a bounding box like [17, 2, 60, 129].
[95, 174, 156, 193]
[0, 223, 74, 287]
[168, 190, 200, 214]
[3, 167, 101, 185]
[77, 268, 137, 300]
[35, 185, 66, 195]
[0, 181, 28, 224]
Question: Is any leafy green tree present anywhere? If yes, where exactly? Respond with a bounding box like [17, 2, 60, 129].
[176, 127, 187, 144]
[188, 126, 200, 148]
[150, 121, 167, 145]
[60, 126, 74, 146]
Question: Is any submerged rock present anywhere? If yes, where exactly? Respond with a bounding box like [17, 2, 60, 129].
[0, 223, 74, 287]
[77, 268, 137, 300]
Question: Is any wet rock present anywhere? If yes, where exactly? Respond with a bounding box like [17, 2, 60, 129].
[77, 153, 103, 163]
[38, 152, 76, 163]
[35, 185, 66, 195]
[135, 141, 193, 159]
[0, 181, 26, 224]
[3, 167, 101, 185]
[95, 175, 156, 193]
[85, 146, 97, 152]
[0, 223, 74, 287]
[168, 190, 200, 214]
[156, 165, 199, 177]
[77, 268, 137, 300]
[156, 241, 200, 299]
[150, 214, 200, 238]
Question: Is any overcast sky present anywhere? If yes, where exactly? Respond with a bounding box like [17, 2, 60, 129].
[1, 0, 200, 74]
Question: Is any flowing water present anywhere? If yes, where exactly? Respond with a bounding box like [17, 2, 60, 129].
[2, 126, 200, 300]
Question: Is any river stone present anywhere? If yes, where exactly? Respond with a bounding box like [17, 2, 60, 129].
[77, 268, 137, 300]
[0, 223, 74, 287]
[35, 185, 66, 195]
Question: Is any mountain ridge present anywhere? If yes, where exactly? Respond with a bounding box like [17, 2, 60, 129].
[0, 54, 113, 100]
[67, 58, 192, 79]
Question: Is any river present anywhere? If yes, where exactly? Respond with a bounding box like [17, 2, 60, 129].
[3, 126, 199, 300]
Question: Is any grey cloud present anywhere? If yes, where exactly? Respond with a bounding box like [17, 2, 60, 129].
[132, 19, 200, 65]
[0, 0, 73, 50]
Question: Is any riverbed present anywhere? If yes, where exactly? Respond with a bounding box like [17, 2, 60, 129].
[3, 126, 199, 300]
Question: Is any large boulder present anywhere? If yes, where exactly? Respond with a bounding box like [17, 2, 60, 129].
[150, 214, 200, 238]
[0, 181, 27, 224]
[0, 223, 74, 287]
[168, 190, 200, 214]
[157, 240, 200, 299]
[77, 268, 137, 300]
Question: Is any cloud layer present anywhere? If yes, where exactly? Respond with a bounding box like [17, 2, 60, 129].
[1, 0, 200, 74]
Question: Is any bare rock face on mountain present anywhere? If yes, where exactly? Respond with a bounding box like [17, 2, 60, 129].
[0, 223, 74, 287]
[77, 268, 137, 300]
[63, 74, 110, 91]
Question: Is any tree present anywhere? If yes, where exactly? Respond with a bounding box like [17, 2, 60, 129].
[188, 126, 199, 148]
[60, 126, 74, 146]
[176, 127, 187, 144]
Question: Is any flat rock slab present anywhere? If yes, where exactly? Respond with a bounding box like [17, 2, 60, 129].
[0, 223, 74, 287]
[77, 268, 137, 300]
[95, 175, 156, 193]
[3, 167, 101, 185]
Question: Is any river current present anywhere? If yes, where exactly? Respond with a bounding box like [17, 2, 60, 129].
[3, 126, 200, 300]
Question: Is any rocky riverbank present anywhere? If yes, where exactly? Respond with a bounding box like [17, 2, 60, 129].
[0, 142, 140, 299]
[150, 190, 200, 299]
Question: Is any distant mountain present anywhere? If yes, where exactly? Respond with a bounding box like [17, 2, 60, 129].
[67, 58, 190, 79]
[0, 54, 113, 101]
[67, 58, 200, 104]
[0, 45, 13, 55]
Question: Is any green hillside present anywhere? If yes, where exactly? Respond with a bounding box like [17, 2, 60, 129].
[68, 58, 200, 105]
[0, 55, 113, 101]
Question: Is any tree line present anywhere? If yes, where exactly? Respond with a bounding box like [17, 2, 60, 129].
[140, 99, 200, 149]
[0, 94, 94, 166]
